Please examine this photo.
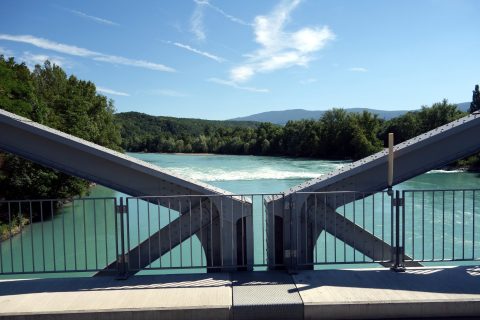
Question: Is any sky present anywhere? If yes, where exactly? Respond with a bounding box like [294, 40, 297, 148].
[0, 0, 479, 120]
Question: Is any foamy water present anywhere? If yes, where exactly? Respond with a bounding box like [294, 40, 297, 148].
[124, 153, 479, 194]
[168, 167, 322, 181]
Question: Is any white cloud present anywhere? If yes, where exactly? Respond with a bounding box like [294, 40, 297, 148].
[97, 86, 130, 96]
[229, 0, 335, 82]
[349, 67, 368, 72]
[19, 51, 69, 69]
[191, 1, 207, 41]
[0, 34, 96, 56]
[92, 55, 174, 72]
[230, 66, 254, 82]
[0, 34, 175, 72]
[0, 46, 14, 56]
[190, 0, 250, 40]
[208, 77, 269, 93]
[202, 1, 251, 26]
[170, 42, 224, 62]
[68, 9, 119, 26]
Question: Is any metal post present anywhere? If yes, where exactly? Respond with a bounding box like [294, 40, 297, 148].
[391, 190, 405, 272]
[289, 194, 297, 273]
[387, 132, 394, 197]
[116, 197, 128, 279]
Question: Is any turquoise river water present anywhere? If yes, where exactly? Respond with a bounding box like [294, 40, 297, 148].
[1, 153, 479, 277]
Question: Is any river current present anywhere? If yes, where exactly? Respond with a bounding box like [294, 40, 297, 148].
[1, 153, 479, 277]
[93, 153, 480, 196]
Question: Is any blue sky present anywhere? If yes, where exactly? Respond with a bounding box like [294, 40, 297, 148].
[0, 0, 479, 120]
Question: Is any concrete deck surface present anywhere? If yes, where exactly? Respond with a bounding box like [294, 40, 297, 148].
[294, 266, 480, 319]
[0, 273, 232, 320]
[1, 266, 480, 319]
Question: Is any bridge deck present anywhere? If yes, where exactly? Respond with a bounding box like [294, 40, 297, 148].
[2, 266, 480, 319]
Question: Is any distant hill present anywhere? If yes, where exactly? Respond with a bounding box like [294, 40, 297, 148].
[116, 111, 258, 137]
[115, 111, 261, 151]
[457, 102, 470, 112]
[231, 104, 470, 125]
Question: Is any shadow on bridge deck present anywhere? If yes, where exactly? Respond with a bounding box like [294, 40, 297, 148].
[1, 266, 480, 319]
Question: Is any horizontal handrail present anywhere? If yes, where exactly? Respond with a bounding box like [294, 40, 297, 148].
[1, 188, 479, 276]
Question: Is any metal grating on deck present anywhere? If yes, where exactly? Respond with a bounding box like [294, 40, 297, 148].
[232, 271, 303, 320]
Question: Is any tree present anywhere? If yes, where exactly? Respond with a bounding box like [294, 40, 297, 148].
[0, 57, 122, 200]
[469, 84, 480, 113]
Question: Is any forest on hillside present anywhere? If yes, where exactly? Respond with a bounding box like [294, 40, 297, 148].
[0, 56, 122, 201]
[117, 100, 473, 164]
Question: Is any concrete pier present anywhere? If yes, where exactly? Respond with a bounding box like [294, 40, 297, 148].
[2, 266, 480, 319]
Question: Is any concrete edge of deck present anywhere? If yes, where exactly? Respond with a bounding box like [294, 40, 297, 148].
[2, 266, 480, 319]
[304, 300, 480, 320]
[0, 307, 231, 320]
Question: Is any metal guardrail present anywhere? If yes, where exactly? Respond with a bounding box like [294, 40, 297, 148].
[120, 194, 283, 274]
[1, 189, 480, 276]
[402, 189, 480, 264]
[0, 198, 118, 274]
[292, 191, 394, 267]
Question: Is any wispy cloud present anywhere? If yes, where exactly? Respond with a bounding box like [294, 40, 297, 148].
[0, 34, 96, 56]
[92, 55, 174, 72]
[229, 0, 335, 83]
[0, 46, 14, 56]
[168, 41, 224, 62]
[208, 77, 269, 93]
[97, 86, 130, 96]
[201, 1, 251, 26]
[147, 89, 188, 97]
[190, 0, 250, 40]
[0, 34, 175, 72]
[68, 9, 119, 26]
[20, 51, 69, 69]
[191, 1, 207, 41]
[348, 67, 368, 72]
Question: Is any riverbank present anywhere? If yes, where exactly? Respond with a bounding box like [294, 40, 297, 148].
[0, 216, 29, 242]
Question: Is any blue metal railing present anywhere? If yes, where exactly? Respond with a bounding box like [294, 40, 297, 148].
[1, 189, 479, 277]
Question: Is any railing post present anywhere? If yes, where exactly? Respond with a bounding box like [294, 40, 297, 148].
[288, 194, 297, 273]
[391, 190, 406, 272]
[116, 197, 128, 279]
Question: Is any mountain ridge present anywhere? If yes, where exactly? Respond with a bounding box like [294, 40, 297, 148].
[231, 103, 470, 125]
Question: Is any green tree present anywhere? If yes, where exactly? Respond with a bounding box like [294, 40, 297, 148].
[0, 57, 122, 201]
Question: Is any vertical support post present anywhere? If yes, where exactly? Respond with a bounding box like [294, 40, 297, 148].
[116, 197, 128, 279]
[286, 194, 296, 272]
[391, 190, 405, 272]
[387, 132, 394, 197]
[287, 194, 295, 272]
[388, 133, 394, 187]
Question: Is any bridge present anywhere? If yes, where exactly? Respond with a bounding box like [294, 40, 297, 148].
[1, 109, 480, 274]
[0, 109, 254, 272]
[267, 112, 480, 268]
[2, 109, 480, 319]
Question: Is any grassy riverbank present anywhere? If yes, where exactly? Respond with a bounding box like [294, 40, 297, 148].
[0, 215, 29, 242]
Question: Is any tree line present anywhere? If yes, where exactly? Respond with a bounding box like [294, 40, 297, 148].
[117, 99, 468, 162]
[0, 56, 121, 202]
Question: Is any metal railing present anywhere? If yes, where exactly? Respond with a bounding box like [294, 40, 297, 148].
[120, 194, 282, 274]
[0, 198, 118, 274]
[1, 188, 479, 277]
[292, 191, 394, 268]
[402, 189, 480, 264]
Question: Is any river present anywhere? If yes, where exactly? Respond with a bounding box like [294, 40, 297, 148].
[1, 153, 479, 277]
[94, 153, 480, 195]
